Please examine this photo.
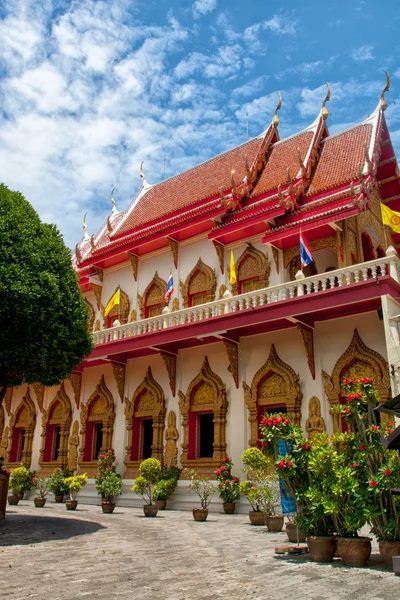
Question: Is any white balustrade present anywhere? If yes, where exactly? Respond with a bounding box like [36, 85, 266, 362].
[92, 255, 400, 347]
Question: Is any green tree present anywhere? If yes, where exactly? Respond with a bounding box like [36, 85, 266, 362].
[0, 184, 93, 403]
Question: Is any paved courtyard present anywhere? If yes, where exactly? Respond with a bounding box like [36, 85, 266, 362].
[0, 501, 398, 600]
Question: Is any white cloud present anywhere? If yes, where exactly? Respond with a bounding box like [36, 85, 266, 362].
[350, 45, 374, 62]
[192, 0, 217, 18]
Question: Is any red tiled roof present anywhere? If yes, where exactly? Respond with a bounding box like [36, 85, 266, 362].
[251, 131, 314, 196]
[115, 136, 262, 236]
[307, 124, 373, 195]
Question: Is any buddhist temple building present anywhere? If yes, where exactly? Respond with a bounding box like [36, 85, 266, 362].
[2, 77, 400, 508]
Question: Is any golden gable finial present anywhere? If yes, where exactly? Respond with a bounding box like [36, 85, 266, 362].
[380, 71, 390, 112]
[140, 161, 145, 180]
[273, 92, 282, 127]
[111, 187, 116, 207]
[82, 212, 87, 233]
[321, 82, 330, 120]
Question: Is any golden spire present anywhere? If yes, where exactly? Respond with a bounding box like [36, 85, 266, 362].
[273, 92, 282, 127]
[140, 161, 145, 180]
[321, 82, 330, 120]
[380, 71, 390, 111]
[111, 187, 116, 207]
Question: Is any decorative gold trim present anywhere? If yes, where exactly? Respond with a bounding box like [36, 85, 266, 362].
[172, 297, 179, 312]
[124, 367, 166, 478]
[130, 309, 137, 322]
[180, 259, 217, 308]
[212, 240, 225, 274]
[84, 298, 95, 331]
[93, 267, 104, 282]
[69, 373, 82, 409]
[283, 235, 337, 268]
[127, 252, 139, 281]
[0, 424, 9, 460]
[32, 383, 45, 413]
[68, 420, 80, 473]
[322, 329, 390, 432]
[79, 375, 115, 476]
[178, 357, 228, 478]
[91, 283, 103, 311]
[4, 388, 13, 416]
[243, 345, 302, 446]
[223, 340, 239, 389]
[167, 237, 179, 269]
[271, 246, 280, 274]
[164, 410, 179, 468]
[102, 286, 130, 326]
[219, 284, 227, 299]
[232, 243, 270, 295]
[39, 383, 72, 473]
[111, 363, 125, 403]
[138, 272, 167, 319]
[7, 389, 36, 469]
[297, 324, 315, 380]
[160, 352, 176, 397]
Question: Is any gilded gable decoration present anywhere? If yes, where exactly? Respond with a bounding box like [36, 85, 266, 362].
[69, 372, 82, 409]
[297, 324, 315, 380]
[322, 329, 390, 432]
[39, 383, 72, 472]
[102, 286, 130, 326]
[91, 283, 103, 310]
[111, 363, 126, 403]
[7, 388, 36, 468]
[178, 356, 228, 478]
[232, 243, 270, 295]
[180, 259, 217, 308]
[212, 240, 225, 274]
[84, 298, 95, 331]
[127, 252, 139, 281]
[161, 352, 177, 397]
[0, 425, 9, 460]
[93, 266, 104, 282]
[124, 367, 166, 477]
[243, 345, 302, 447]
[223, 340, 239, 389]
[138, 272, 167, 319]
[271, 246, 280, 274]
[167, 237, 179, 269]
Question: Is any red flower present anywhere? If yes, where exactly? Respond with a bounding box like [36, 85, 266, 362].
[233, 477, 239, 483]
[220, 466, 226, 472]
[260, 441, 267, 447]
[303, 442, 310, 450]
[384, 469, 392, 477]
[369, 480, 378, 488]
[352, 463, 358, 469]
[372, 425, 379, 431]
[225, 480, 231, 485]
[284, 419, 291, 425]
[215, 469, 221, 476]
[221, 457, 229, 463]
[359, 445, 366, 451]
[359, 377, 374, 384]
[347, 394, 355, 401]
[343, 378, 356, 384]
[261, 418, 269, 425]
[278, 460, 285, 469]
[345, 408, 351, 415]
[287, 461, 293, 467]
[387, 422, 393, 427]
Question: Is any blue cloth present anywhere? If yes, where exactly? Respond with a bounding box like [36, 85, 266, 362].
[277, 438, 297, 514]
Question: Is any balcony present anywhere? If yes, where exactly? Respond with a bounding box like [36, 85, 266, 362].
[90, 252, 400, 360]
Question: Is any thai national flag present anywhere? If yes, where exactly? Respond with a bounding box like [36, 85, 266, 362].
[164, 271, 174, 304]
[300, 233, 313, 268]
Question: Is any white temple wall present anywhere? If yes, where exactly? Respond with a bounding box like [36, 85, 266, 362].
[137, 248, 173, 300]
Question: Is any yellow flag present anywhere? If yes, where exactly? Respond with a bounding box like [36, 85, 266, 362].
[229, 251, 237, 286]
[381, 203, 400, 234]
[104, 288, 121, 317]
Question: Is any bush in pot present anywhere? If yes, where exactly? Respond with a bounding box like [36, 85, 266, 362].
[215, 457, 240, 514]
[32, 474, 50, 507]
[63, 474, 88, 510]
[240, 448, 281, 528]
[9, 465, 34, 503]
[95, 450, 123, 513]
[153, 465, 181, 509]
[187, 469, 217, 521]
[48, 468, 70, 502]
[131, 458, 162, 517]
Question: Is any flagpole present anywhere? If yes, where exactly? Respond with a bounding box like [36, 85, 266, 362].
[384, 225, 389, 251]
[300, 228, 303, 273]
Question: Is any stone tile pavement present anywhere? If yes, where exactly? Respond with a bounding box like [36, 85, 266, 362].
[0, 501, 398, 600]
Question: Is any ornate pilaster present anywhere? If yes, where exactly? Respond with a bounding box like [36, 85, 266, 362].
[167, 237, 179, 269]
[111, 363, 126, 403]
[127, 252, 139, 281]
[212, 240, 225, 274]
[69, 372, 82, 409]
[160, 352, 177, 397]
[296, 323, 315, 380]
[223, 340, 239, 388]
[91, 283, 103, 310]
[32, 383, 45, 413]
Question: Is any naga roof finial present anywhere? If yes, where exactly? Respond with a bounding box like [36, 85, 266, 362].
[321, 82, 331, 120]
[83, 212, 87, 233]
[140, 161, 145, 180]
[111, 187, 116, 207]
[380, 71, 390, 112]
[273, 91, 282, 127]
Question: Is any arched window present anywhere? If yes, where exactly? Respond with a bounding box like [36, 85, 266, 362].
[8, 390, 36, 468]
[178, 357, 228, 479]
[138, 273, 167, 319]
[234, 243, 270, 295]
[376, 246, 385, 258]
[39, 385, 72, 471]
[79, 376, 115, 477]
[180, 259, 217, 308]
[361, 232, 375, 262]
[103, 287, 130, 328]
[124, 368, 166, 478]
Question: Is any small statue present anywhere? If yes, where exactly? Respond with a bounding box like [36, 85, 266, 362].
[164, 411, 179, 468]
[305, 396, 326, 440]
[68, 420, 79, 473]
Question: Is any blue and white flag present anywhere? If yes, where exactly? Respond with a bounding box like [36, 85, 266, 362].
[300, 233, 313, 268]
[164, 271, 174, 304]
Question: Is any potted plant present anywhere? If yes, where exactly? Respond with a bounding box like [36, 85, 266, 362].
[187, 469, 217, 521]
[8, 465, 34, 504]
[131, 458, 161, 517]
[153, 465, 181, 510]
[285, 514, 306, 543]
[63, 474, 88, 510]
[95, 450, 123, 513]
[48, 468, 70, 502]
[32, 475, 50, 507]
[240, 448, 281, 528]
[215, 457, 240, 514]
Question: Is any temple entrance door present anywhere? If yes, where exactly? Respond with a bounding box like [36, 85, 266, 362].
[141, 419, 153, 459]
[198, 413, 214, 458]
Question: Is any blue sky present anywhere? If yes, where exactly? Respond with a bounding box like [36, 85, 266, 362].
[0, 0, 399, 247]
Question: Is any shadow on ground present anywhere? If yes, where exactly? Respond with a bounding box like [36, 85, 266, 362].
[0, 514, 105, 546]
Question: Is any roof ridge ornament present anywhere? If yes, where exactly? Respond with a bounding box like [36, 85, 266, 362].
[297, 149, 307, 178]
[321, 82, 330, 120]
[380, 71, 390, 112]
[111, 187, 116, 207]
[273, 91, 282, 127]
[140, 161, 146, 181]
[82, 212, 89, 240]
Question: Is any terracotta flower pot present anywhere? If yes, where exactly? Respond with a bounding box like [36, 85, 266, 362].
[393, 555, 400, 576]
[286, 523, 306, 543]
[17, 492, 24, 500]
[193, 508, 208, 522]
[8, 495, 19, 506]
[34, 498, 46, 508]
[265, 515, 284, 533]
[101, 501, 116, 514]
[378, 540, 400, 562]
[337, 537, 371, 567]
[54, 494, 64, 503]
[248, 511, 265, 526]
[307, 536, 337, 563]
[143, 505, 158, 518]
[66, 500, 78, 510]
[223, 502, 236, 514]
[155, 500, 167, 510]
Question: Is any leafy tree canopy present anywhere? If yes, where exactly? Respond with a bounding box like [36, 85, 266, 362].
[0, 184, 93, 402]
